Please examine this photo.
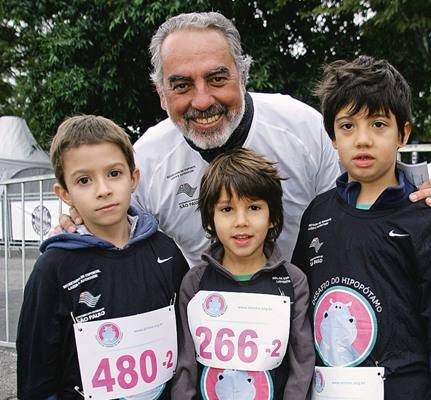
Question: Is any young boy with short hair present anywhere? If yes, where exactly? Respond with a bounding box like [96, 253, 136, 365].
[17, 115, 189, 399]
[172, 148, 315, 399]
[292, 56, 431, 399]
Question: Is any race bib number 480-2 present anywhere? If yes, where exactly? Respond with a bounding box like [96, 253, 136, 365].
[74, 305, 177, 400]
[187, 291, 290, 371]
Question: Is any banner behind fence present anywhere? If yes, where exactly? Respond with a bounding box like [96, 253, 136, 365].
[0, 174, 65, 347]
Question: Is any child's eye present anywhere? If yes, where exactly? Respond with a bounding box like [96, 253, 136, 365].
[340, 123, 353, 130]
[109, 170, 122, 178]
[249, 204, 261, 211]
[373, 121, 387, 128]
[77, 177, 90, 185]
[221, 206, 232, 213]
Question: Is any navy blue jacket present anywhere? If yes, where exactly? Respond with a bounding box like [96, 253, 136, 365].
[17, 208, 188, 399]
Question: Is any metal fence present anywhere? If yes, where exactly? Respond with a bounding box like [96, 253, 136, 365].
[0, 174, 59, 347]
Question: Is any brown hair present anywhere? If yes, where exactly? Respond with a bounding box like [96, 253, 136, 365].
[50, 115, 135, 189]
[199, 148, 284, 244]
[315, 55, 412, 140]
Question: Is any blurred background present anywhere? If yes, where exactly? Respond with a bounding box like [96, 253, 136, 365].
[0, 0, 429, 147]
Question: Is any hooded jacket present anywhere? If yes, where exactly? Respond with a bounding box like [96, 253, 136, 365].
[292, 171, 431, 399]
[17, 207, 189, 400]
[171, 242, 315, 399]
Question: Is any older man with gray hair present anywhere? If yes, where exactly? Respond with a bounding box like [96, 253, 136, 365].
[132, 11, 339, 268]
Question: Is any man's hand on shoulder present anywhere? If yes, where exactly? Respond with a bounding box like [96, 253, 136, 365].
[50, 207, 82, 236]
[409, 179, 431, 206]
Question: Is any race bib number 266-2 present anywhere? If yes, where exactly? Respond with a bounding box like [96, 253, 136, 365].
[187, 291, 291, 372]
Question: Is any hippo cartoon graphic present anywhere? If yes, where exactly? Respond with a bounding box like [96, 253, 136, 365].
[319, 299, 359, 366]
[101, 325, 116, 344]
[208, 296, 222, 315]
[215, 370, 256, 400]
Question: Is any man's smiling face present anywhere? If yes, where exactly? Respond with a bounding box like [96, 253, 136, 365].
[157, 28, 245, 150]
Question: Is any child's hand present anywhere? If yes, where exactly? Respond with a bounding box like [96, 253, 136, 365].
[409, 179, 431, 206]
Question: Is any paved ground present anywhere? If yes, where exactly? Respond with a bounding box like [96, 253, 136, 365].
[0, 347, 17, 399]
[0, 247, 38, 400]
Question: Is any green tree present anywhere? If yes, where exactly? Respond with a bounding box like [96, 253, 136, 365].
[0, 0, 429, 146]
[313, 0, 431, 140]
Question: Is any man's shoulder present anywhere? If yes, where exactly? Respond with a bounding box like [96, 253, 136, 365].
[251, 92, 322, 121]
[134, 118, 182, 150]
[133, 118, 197, 170]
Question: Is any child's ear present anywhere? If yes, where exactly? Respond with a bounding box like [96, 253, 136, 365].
[53, 183, 72, 206]
[131, 168, 140, 192]
[331, 139, 338, 150]
[399, 122, 412, 147]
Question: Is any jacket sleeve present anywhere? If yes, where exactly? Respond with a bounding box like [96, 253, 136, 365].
[171, 266, 206, 399]
[16, 253, 62, 399]
[291, 203, 312, 273]
[283, 265, 315, 400]
[415, 210, 431, 358]
[315, 121, 339, 195]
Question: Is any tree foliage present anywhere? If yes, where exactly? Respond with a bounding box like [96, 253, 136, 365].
[0, 0, 430, 147]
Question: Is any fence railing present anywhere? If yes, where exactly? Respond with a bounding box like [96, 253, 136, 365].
[0, 174, 60, 347]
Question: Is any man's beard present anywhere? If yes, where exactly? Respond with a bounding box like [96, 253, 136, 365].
[169, 95, 245, 150]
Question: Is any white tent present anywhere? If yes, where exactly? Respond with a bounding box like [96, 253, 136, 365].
[0, 117, 54, 241]
[0, 116, 52, 183]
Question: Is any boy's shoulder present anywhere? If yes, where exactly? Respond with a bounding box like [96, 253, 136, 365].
[27, 247, 76, 288]
[305, 187, 338, 213]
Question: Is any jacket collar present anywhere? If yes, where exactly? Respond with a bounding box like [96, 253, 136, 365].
[336, 168, 416, 210]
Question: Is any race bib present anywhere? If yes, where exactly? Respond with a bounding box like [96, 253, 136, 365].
[74, 305, 177, 400]
[187, 291, 290, 371]
[312, 366, 384, 400]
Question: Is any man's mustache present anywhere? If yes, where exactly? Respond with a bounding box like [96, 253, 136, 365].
[184, 103, 228, 121]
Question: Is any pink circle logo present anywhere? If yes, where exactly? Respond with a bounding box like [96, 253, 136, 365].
[96, 322, 122, 347]
[203, 293, 227, 317]
[201, 367, 273, 400]
[314, 286, 377, 367]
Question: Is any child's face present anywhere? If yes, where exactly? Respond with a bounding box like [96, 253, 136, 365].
[213, 187, 273, 267]
[54, 142, 139, 237]
[333, 106, 410, 186]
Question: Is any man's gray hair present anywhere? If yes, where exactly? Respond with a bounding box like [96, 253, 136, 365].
[149, 12, 252, 88]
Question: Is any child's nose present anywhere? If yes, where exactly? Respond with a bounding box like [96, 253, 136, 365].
[234, 210, 248, 226]
[355, 128, 373, 146]
[96, 180, 112, 198]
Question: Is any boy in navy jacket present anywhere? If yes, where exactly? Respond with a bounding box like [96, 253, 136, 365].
[292, 56, 431, 399]
[17, 115, 188, 399]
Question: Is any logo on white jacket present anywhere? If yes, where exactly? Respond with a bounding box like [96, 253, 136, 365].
[176, 183, 197, 197]
[78, 291, 101, 308]
[309, 237, 324, 253]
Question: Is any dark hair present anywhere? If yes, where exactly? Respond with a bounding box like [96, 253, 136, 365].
[199, 148, 284, 244]
[315, 55, 412, 140]
[50, 115, 135, 189]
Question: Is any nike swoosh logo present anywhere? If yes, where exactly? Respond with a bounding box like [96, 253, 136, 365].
[157, 256, 173, 264]
[389, 230, 409, 237]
